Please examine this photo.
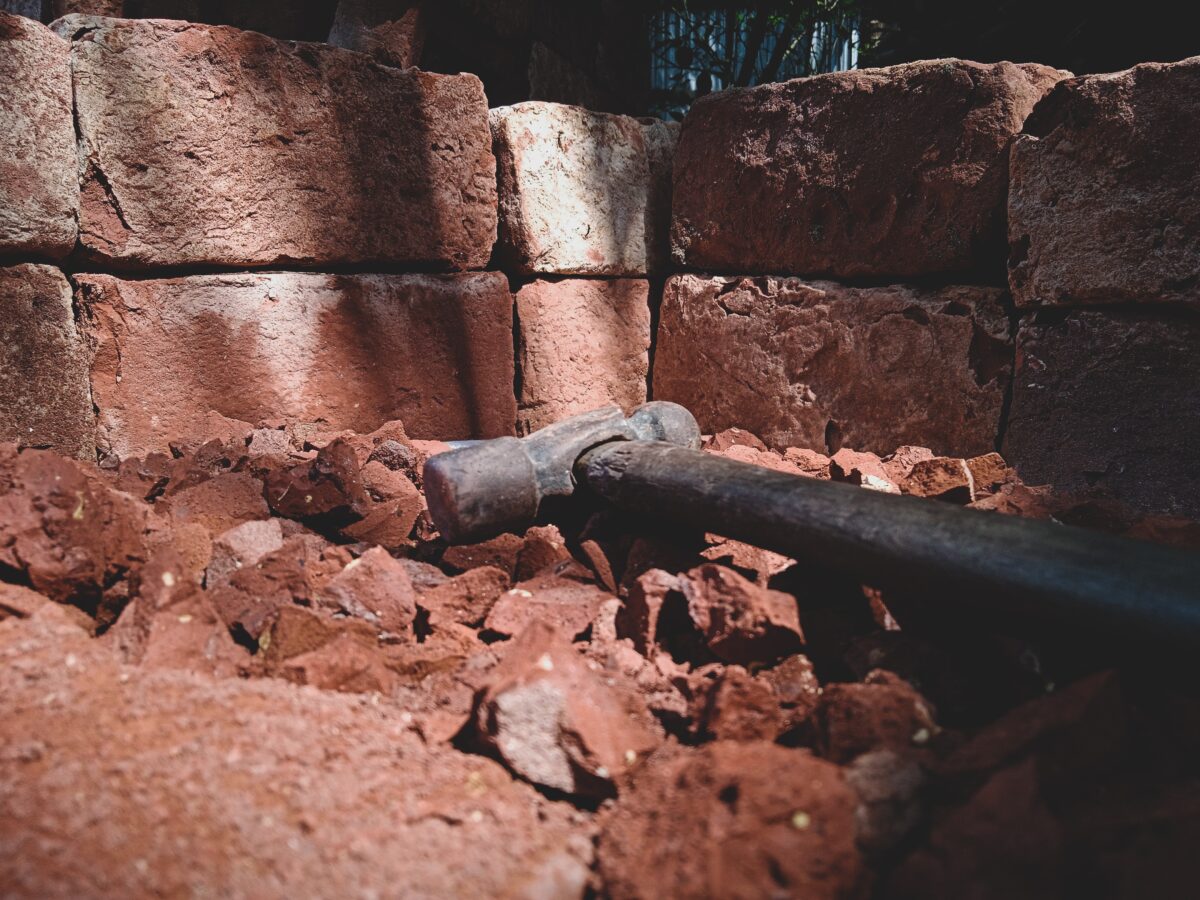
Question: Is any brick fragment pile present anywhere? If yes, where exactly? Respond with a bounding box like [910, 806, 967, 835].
[2, 422, 1198, 897]
[1, 6, 1199, 895]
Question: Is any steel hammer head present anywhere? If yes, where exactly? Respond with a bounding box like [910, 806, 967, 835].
[423, 402, 701, 544]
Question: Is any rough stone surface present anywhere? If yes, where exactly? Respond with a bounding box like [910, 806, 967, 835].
[1008, 57, 1200, 308]
[0, 14, 77, 259]
[516, 278, 651, 434]
[0, 610, 595, 899]
[598, 742, 863, 899]
[327, 0, 426, 67]
[78, 272, 516, 459]
[492, 102, 666, 276]
[1004, 310, 1200, 517]
[654, 275, 1012, 455]
[66, 17, 496, 269]
[0, 265, 95, 460]
[672, 59, 1066, 278]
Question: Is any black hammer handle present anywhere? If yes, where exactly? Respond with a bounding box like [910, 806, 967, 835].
[578, 441, 1200, 648]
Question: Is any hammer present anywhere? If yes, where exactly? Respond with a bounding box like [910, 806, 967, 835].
[424, 403, 1200, 647]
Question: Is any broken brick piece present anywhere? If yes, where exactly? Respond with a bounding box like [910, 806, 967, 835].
[418, 566, 510, 629]
[207, 518, 285, 588]
[598, 742, 863, 899]
[845, 750, 926, 855]
[818, 670, 938, 764]
[966, 452, 1010, 492]
[783, 447, 833, 479]
[441, 533, 525, 578]
[258, 604, 378, 668]
[162, 471, 271, 535]
[617, 568, 680, 655]
[882, 445, 936, 484]
[514, 525, 573, 581]
[0, 445, 148, 621]
[903, 457, 976, 503]
[266, 438, 366, 522]
[319, 546, 417, 637]
[762, 653, 822, 732]
[475, 621, 660, 796]
[484, 570, 612, 640]
[679, 564, 803, 665]
[207, 535, 352, 641]
[698, 666, 785, 742]
[705, 428, 768, 453]
[830, 449, 899, 493]
[280, 632, 398, 695]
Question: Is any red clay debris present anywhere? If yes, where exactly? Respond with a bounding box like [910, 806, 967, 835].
[0, 415, 1196, 896]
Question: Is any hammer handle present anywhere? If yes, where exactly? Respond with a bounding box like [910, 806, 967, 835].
[578, 441, 1200, 647]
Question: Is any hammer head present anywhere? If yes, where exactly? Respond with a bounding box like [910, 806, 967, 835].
[423, 402, 701, 544]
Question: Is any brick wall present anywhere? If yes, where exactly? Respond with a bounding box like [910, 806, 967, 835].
[1, 7, 1195, 514]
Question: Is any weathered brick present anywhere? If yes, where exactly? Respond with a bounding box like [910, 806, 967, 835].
[0, 14, 77, 259]
[672, 60, 1066, 279]
[1004, 310, 1200, 516]
[78, 272, 516, 459]
[653, 275, 1011, 456]
[64, 17, 496, 269]
[516, 278, 650, 434]
[492, 102, 674, 276]
[1009, 57, 1200, 308]
[0, 265, 94, 459]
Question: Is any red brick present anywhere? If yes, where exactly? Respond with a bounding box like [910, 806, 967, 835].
[672, 60, 1065, 278]
[1009, 58, 1200, 308]
[0, 14, 77, 259]
[65, 17, 495, 269]
[78, 272, 516, 459]
[516, 278, 650, 433]
[654, 275, 1011, 455]
[492, 102, 673, 276]
[1004, 310, 1200, 517]
[0, 265, 94, 459]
